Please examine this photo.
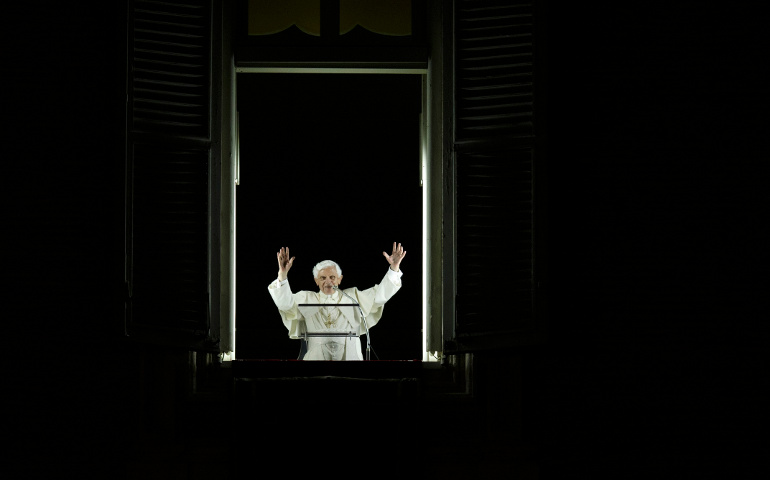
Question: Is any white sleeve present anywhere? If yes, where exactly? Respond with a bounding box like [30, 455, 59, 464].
[375, 268, 403, 304]
[267, 279, 305, 338]
[344, 269, 403, 332]
[267, 278, 294, 311]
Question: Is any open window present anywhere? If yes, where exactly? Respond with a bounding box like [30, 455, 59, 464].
[124, 0, 545, 364]
[232, 70, 429, 361]
[228, 0, 441, 362]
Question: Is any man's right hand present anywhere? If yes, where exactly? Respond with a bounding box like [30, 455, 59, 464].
[277, 246, 295, 281]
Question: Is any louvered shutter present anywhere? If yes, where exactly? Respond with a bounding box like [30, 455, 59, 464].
[125, 0, 216, 346]
[450, 0, 542, 351]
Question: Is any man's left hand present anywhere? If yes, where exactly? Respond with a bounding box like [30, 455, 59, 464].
[383, 242, 406, 272]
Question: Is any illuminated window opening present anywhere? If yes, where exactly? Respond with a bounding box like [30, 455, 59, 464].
[230, 67, 436, 362]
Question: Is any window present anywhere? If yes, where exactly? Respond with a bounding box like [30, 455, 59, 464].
[232, 71, 431, 361]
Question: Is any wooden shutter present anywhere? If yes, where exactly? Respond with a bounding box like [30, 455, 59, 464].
[449, 0, 542, 351]
[125, 0, 216, 347]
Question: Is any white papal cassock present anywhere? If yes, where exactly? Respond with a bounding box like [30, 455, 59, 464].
[267, 268, 403, 360]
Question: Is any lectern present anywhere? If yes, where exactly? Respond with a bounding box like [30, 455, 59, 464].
[298, 302, 372, 360]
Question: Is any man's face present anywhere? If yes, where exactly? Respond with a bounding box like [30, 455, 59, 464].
[314, 266, 342, 295]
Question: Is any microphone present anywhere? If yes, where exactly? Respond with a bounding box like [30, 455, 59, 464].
[332, 285, 338, 290]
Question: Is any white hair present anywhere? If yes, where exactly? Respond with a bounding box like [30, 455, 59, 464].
[312, 260, 342, 278]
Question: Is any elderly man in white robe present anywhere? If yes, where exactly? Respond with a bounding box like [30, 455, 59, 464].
[267, 243, 406, 361]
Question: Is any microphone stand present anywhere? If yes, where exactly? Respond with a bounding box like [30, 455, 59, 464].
[334, 286, 371, 360]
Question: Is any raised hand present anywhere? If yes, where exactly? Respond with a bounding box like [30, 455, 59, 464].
[277, 247, 295, 281]
[382, 242, 406, 272]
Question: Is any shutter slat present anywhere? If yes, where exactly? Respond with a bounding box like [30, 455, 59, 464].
[126, 0, 213, 341]
[130, 0, 210, 135]
[455, 0, 534, 140]
[131, 144, 209, 331]
[455, 144, 534, 334]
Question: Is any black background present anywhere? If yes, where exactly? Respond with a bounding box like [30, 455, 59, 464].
[4, 1, 768, 478]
